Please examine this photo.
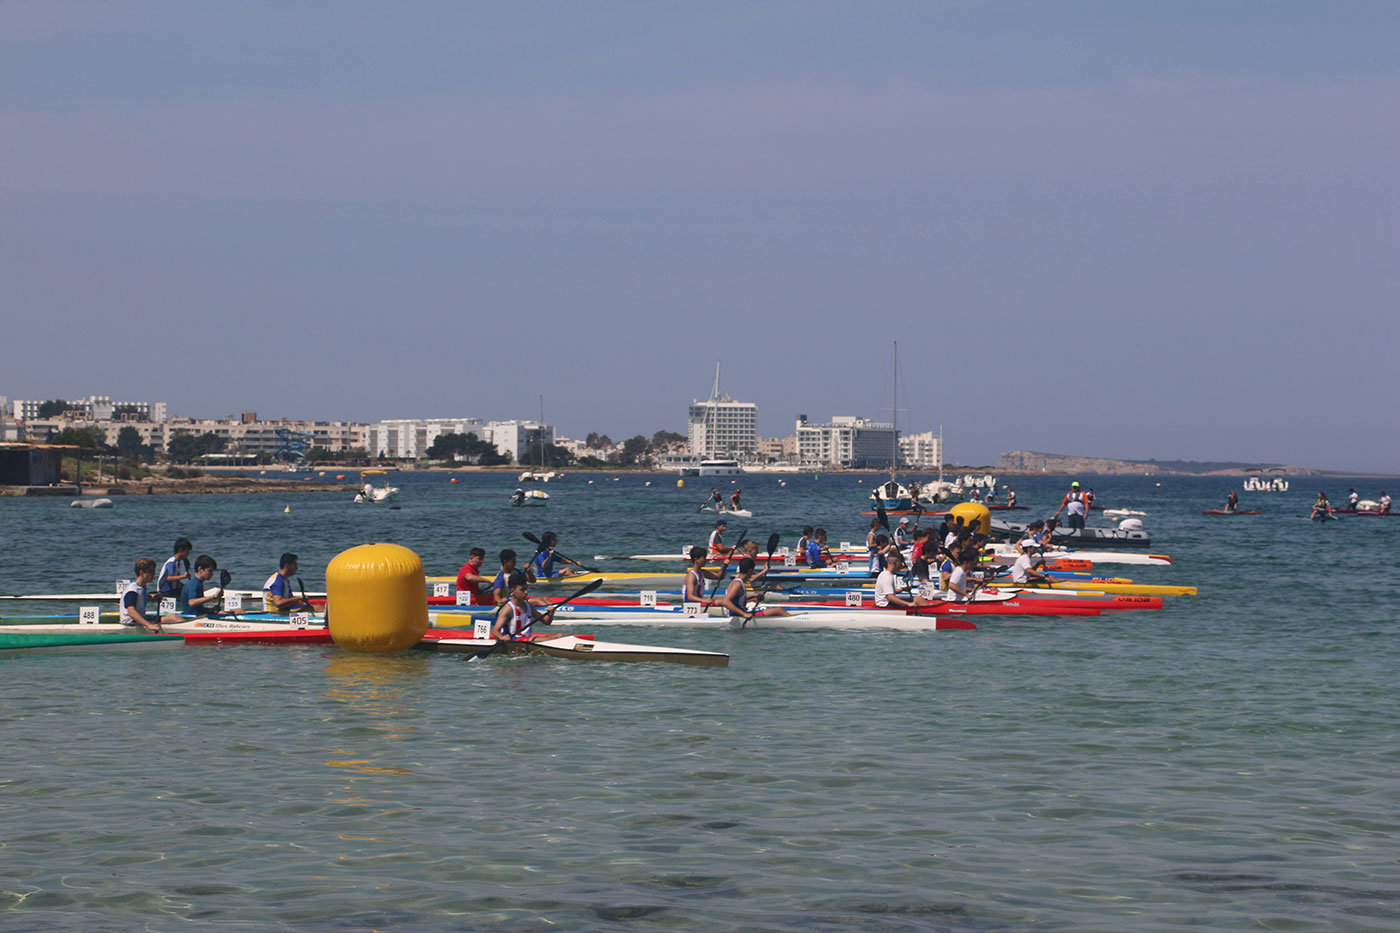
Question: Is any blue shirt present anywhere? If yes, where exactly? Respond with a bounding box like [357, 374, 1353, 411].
[179, 576, 211, 614]
[806, 540, 825, 569]
[531, 549, 560, 578]
[158, 555, 189, 596]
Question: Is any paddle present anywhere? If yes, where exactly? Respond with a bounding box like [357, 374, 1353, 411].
[219, 569, 240, 619]
[705, 525, 748, 604]
[521, 532, 598, 574]
[737, 533, 781, 626]
[297, 577, 319, 620]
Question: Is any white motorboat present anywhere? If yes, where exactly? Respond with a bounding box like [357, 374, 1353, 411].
[353, 470, 400, 503]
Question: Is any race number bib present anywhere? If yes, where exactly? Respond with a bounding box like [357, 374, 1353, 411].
[115, 580, 129, 595]
[835, 561, 850, 573]
[919, 583, 937, 600]
[79, 606, 101, 625]
[783, 553, 797, 568]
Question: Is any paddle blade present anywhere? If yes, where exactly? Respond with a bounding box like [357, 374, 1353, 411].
[766, 532, 780, 556]
[522, 531, 542, 545]
[219, 569, 232, 588]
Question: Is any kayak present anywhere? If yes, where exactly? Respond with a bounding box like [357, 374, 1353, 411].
[1202, 509, 1261, 515]
[0, 614, 326, 635]
[424, 607, 977, 630]
[416, 632, 730, 666]
[1329, 509, 1397, 516]
[182, 628, 335, 645]
[427, 571, 685, 588]
[0, 631, 184, 655]
[991, 519, 1152, 548]
[700, 506, 752, 518]
[1103, 509, 1148, 518]
[0, 589, 325, 604]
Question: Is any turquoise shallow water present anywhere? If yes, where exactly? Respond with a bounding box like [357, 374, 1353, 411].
[2, 472, 1399, 931]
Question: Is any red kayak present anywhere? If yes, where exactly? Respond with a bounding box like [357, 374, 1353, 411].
[182, 628, 334, 645]
[1202, 509, 1261, 515]
[1330, 509, 1397, 516]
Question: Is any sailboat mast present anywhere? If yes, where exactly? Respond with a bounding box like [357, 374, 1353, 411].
[890, 341, 898, 479]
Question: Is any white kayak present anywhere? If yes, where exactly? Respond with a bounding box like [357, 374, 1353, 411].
[0, 589, 326, 603]
[700, 506, 752, 518]
[427, 608, 973, 631]
[982, 544, 1171, 566]
[417, 633, 729, 666]
[0, 616, 325, 635]
[1103, 509, 1148, 519]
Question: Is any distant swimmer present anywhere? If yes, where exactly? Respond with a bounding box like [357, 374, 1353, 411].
[1225, 490, 1239, 513]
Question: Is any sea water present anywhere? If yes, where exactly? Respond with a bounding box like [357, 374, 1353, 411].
[1, 472, 1398, 931]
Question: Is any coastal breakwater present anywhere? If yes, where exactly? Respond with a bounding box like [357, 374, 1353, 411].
[997, 450, 1316, 476]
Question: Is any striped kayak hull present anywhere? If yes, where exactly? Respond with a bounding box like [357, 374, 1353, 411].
[416, 633, 729, 666]
[426, 608, 976, 631]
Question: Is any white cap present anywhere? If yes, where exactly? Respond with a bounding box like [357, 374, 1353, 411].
[1018, 538, 1037, 550]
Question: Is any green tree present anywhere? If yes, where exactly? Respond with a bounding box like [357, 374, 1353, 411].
[619, 435, 651, 466]
[116, 426, 144, 460]
[49, 426, 105, 448]
[167, 432, 227, 463]
[585, 432, 614, 448]
[426, 432, 509, 465]
[37, 399, 70, 418]
[651, 430, 685, 447]
[525, 443, 576, 468]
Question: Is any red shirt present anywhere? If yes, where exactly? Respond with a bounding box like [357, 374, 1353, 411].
[456, 560, 494, 605]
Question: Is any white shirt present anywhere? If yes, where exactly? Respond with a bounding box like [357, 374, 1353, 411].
[947, 565, 969, 602]
[944, 532, 958, 548]
[874, 569, 900, 607]
[1066, 499, 1087, 517]
[1010, 553, 1036, 584]
[708, 529, 723, 551]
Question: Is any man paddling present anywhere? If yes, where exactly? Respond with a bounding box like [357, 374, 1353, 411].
[456, 547, 495, 606]
[489, 572, 557, 640]
[1225, 490, 1239, 513]
[264, 553, 314, 613]
[718, 558, 791, 623]
[874, 551, 929, 609]
[120, 558, 183, 633]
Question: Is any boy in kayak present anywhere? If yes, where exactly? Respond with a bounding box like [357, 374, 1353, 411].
[683, 546, 726, 608]
[893, 516, 915, 548]
[456, 547, 495, 606]
[490, 572, 558, 640]
[805, 528, 831, 569]
[530, 531, 586, 578]
[708, 520, 729, 557]
[718, 558, 791, 623]
[1008, 541, 1053, 587]
[1346, 489, 1360, 510]
[492, 549, 545, 605]
[945, 552, 981, 603]
[179, 555, 225, 615]
[120, 558, 183, 633]
[263, 553, 315, 613]
[157, 537, 193, 600]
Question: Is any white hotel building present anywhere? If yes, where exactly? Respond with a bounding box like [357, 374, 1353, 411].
[687, 396, 758, 459]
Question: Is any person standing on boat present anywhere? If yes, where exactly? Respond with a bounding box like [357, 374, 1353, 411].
[120, 558, 182, 633]
[456, 548, 495, 606]
[530, 531, 585, 578]
[1053, 481, 1089, 530]
[1225, 490, 1239, 513]
[179, 555, 225, 615]
[264, 553, 314, 613]
[490, 572, 556, 641]
[874, 551, 929, 609]
[1346, 489, 1360, 510]
[702, 488, 722, 511]
[1006, 488, 1017, 508]
[718, 558, 791, 622]
[157, 537, 193, 599]
[729, 488, 742, 512]
[708, 520, 729, 557]
[1380, 492, 1392, 513]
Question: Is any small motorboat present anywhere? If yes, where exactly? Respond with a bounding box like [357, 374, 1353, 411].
[353, 470, 400, 504]
[70, 498, 114, 509]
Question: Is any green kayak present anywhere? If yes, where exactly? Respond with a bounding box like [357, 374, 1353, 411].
[0, 632, 185, 655]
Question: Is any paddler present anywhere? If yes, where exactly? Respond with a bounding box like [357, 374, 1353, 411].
[530, 531, 586, 578]
[1006, 488, 1017, 508]
[796, 525, 814, 556]
[489, 571, 556, 640]
[1346, 489, 1360, 510]
[1380, 492, 1392, 513]
[120, 558, 182, 633]
[492, 549, 543, 605]
[1310, 492, 1333, 521]
[264, 553, 314, 613]
[702, 488, 722, 511]
[1225, 490, 1239, 513]
[718, 557, 791, 622]
[945, 552, 980, 604]
[455, 547, 495, 606]
[874, 551, 929, 609]
[865, 517, 882, 572]
[1008, 540, 1053, 587]
[683, 546, 725, 607]
[708, 519, 729, 557]
[157, 537, 193, 600]
[893, 516, 915, 548]
[729, 488, 742, 512]
[806, 528, 831, 569]
[178, 555, 225, 615]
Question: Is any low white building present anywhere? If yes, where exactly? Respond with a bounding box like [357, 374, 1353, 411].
[366, 419, 486, 459]
[11, 396, 167, 422]
[487, 420, 555, 463]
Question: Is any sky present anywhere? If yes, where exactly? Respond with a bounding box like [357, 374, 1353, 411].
[2, 1, 1397, 470]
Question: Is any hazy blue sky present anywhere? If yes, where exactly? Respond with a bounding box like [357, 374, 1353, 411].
[3, 2, 1396, 469]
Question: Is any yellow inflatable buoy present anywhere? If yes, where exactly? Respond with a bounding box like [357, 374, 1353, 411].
[326, 543, 429, 653]
[949, 501, 992, 536]
[677, 479, 685, 488]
